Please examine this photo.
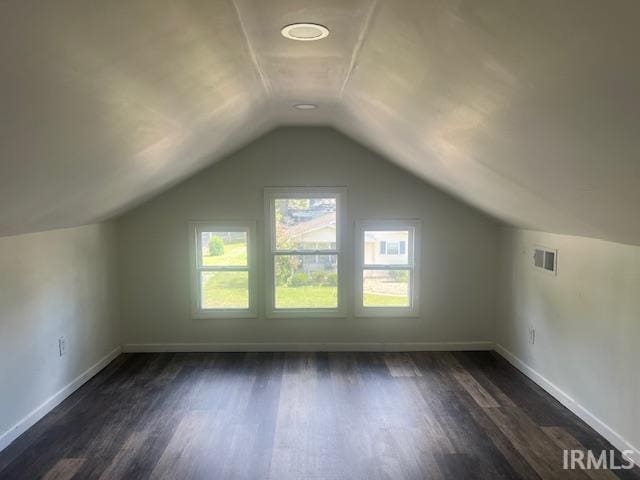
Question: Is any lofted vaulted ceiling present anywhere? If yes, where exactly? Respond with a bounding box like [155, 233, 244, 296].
[1, 0, 639, 244]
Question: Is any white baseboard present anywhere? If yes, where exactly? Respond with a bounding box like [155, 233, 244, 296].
[122, 341, 494, 353]
[0, 346, 121, 453]
[494, 344, 640, 468]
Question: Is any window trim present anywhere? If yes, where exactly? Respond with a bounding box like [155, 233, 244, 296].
[189, 220, 257, 319]
[355, 219, 421, 318]
[264, 187, 347, 318]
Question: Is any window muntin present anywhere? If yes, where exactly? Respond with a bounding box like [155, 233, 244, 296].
[191, 222, 256, 318]
[357, 221, 420, 317]
[266, 188, 345, 317]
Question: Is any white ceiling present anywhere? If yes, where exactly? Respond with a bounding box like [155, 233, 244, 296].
[1, 0, 639, 244]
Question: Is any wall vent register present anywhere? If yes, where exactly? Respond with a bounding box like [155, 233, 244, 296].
[533, 246, 557, 274]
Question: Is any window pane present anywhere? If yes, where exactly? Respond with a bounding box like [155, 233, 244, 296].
[200, 231, 247, 266]
[274, 255, 338, 309]
[364, 230, 409, 265]
[363, 269, 410, 307]
[275, 198, 336, 250]
[201, 271, 249, 309]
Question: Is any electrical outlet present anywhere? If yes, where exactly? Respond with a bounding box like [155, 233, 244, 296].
[528, 328, 536, 345]
[58, 336, 66, 356]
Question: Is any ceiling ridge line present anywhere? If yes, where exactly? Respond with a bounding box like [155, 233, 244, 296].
[340, 0, 379, 97]
[230, 0, 272, 95]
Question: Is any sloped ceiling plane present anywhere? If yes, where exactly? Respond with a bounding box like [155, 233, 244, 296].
[1, 0, 639, 244]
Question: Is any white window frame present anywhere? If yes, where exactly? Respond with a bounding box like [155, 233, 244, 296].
[355, 219, 421, 317]
[264, 187, 347, 318]
[189, 221, 257, 319]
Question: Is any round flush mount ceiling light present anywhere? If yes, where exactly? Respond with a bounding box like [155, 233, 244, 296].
[281, 23, 330, 41]
[293, 103, 318, 110]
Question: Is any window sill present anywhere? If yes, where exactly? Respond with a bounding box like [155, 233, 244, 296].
[192, 310, 257, 320]
[266, 309, 346, 319]
[354, 308, 419, 318]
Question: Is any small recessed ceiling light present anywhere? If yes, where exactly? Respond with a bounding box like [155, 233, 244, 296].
[281, 23, 330, 41]
[293, 103, 318, 110]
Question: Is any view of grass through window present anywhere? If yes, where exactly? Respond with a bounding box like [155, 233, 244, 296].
[200, 231, 249, 309]
[363, 270, 410, 307]
[273, 197, 338, 309]
[275, 255, 338, 308]
[201, 271, 249, 309]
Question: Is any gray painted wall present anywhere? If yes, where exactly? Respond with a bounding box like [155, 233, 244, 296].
[0, 223, 120, 446]
[117, 127, 500, 347]
[497, 227, 640, 461]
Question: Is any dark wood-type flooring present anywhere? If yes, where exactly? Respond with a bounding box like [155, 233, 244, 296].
[1, 351, 638, 479]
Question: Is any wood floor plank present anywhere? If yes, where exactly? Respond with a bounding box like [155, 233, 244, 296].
[268, 352, 347, 480]
[98, 430, 149, 480]
[440, 353, 500, 408]
[451, 352, 518, 409]
[0, 352, 638, 480]
[103, 359, 206, 479]
[418, 353, 540, 480]
[149, 411, 213, 479]
[384, 353, 423, 377]
[542, 427, 620, 480]
[452, 389, 543, 480]
[42, 458, 85, 480]
[484, 405, 591, 480]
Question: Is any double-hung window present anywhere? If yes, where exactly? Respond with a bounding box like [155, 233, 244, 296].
[190, 221, 257, 318]
[355, 220, 420, 317]
[265, 187, 346, 317]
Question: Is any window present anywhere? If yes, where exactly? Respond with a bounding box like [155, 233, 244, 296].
[189, 221, 257, 318]
[355, 220, 420, 317]
[380, 240, 405, 256]
[387, 241, 399, 255]
[265, 187, 346, 317]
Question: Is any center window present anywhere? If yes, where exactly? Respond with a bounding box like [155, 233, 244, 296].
[265, 187, 345, 317]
